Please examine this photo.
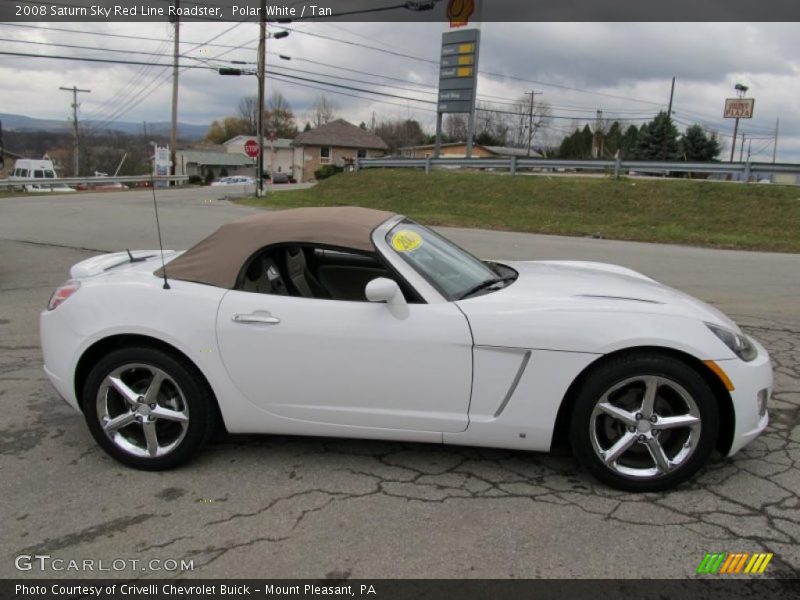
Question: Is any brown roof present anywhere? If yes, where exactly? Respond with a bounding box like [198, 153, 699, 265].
[293, 119, 388, 150]
[157, 206, 395, 289]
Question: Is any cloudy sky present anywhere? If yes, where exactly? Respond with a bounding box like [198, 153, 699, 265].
[0, 21, 797, 161]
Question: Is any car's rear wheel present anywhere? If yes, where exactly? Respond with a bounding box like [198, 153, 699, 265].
[570, 353, 719, 492]
[82, 347, 216, 470]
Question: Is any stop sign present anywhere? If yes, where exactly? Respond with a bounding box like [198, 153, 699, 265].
[244, 139, 260, 158]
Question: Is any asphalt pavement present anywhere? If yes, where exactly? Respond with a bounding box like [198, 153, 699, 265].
[1, 187, 798, 579]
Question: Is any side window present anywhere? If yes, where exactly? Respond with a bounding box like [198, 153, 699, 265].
[34, 170, 44, 179]
[237, 245, 420, 303]
[319, 147, 332, 164]
[357, 148, 367, 159]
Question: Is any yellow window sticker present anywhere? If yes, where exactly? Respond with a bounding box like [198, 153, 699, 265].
[391, 230, 423, 252]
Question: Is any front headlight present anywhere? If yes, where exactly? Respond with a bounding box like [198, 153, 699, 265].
[706, 323, 758, 362]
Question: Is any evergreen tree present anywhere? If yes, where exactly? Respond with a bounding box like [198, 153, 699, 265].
[604, 121, 623, 158]
[680, 124, 721, 161]
[621, 125, 640, 158]
[579, 125, 594, 158]
[636, 111, 680, 160]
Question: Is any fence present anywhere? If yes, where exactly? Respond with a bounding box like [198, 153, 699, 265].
[355, 156, 800, 182]
[0, 174, 190, 190]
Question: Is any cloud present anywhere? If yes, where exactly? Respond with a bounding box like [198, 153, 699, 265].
[0, 21, 795, 159]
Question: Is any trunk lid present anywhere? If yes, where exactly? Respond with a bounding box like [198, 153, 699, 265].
[69, 250, 179, 279]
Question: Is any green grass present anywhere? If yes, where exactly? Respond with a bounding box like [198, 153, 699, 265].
[241, 170, 800, 253]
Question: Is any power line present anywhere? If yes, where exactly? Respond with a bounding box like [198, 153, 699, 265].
[89, 25, 252, 132]
[0, 50, 214, 70]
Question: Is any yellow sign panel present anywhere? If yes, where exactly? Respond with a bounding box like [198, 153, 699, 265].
[456, 67, 474, 77]
[457, 55, 474, 66]
[391, 230, 423, 253]
[458, 43, 475, 54]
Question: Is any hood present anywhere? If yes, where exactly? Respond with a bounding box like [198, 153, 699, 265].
[461, 260, 737, 331]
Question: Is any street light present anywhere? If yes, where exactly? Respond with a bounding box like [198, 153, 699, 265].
[729, 83, 749, 163]
[218, 26, 290, 197]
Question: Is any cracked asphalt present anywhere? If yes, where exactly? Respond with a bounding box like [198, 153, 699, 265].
[1, 189, 798, 579]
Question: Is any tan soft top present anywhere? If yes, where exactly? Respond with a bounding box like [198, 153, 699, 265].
[158, 206, 395, 289]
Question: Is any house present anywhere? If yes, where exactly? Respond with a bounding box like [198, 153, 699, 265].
[291, 119, 388, 183]
[400, 142, 541, 159]
[0, 147, 23, 179]
[175, 146, 256, 181]
[223, 135, 294, 176]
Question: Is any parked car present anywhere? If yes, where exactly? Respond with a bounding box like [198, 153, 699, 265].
[269, 171, 290, 184]
[210, 176, 255, 187]
[40, 207, 771, 491]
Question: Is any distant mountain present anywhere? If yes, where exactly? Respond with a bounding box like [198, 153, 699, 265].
[0, 113, 207, 140]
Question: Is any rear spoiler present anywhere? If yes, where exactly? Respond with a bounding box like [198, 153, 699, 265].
[69, 250, 178, 279]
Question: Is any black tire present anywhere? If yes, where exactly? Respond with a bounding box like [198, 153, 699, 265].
[570, 353, 719, 492]
[82, 346, 217, 470]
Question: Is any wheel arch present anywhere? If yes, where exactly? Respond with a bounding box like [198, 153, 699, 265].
[74, 334, 223, 427]
[551, 345, 735, 455]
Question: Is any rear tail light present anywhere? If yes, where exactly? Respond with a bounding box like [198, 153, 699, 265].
[47, 280, 81, 310]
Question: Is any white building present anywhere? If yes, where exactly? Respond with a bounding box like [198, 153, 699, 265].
[223, 135, 294, 176]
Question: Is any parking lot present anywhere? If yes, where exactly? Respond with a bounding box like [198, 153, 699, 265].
[1, 188, 798, 579]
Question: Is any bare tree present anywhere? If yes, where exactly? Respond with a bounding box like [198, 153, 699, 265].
[374, 118, 427, 153]
[507, 97, 551, 153]
[474, 103, 510, 145]
[443, 114, 467, 141]
[265, 92, 298, 138]
[311, 94, 338, 128]
[237, 96, 259, 133]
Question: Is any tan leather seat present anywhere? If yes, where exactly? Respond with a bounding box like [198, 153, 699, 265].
[285, 247, 329, 298]
[242, 256, 288, 295]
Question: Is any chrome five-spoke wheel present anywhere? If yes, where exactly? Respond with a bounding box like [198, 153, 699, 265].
[590, 376, 701, 479]
[97, 363, 189, 458]
[571, 354, 719, 492]
[83, 347, 216, 470]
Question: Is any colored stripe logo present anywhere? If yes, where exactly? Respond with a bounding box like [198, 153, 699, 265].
[696, 552, 773, 574]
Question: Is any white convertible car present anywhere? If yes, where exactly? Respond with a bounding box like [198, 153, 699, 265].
[40, 207, 771, 491]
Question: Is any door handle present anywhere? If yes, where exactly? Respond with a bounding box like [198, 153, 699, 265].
[232, 313, 281, 325]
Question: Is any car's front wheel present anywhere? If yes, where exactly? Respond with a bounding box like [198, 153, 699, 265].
[82, 347, 216, 470]
[570, 353, 720, 492]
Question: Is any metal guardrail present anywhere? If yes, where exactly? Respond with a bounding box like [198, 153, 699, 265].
[0, 174, 190, 189]
[356, 156, 800, 181]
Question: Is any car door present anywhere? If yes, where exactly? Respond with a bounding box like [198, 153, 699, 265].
[216, 290, 473, 433]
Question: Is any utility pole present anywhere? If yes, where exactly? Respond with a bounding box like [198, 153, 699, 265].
[772, 118, 779, 163]
[524, 90, 541, 157]
[662, 76, 675, 159]
[169, 0, 180, 185]
[256, 0, 266, 197]
[739, 131, 746, 162]
[666, 76, 676, 118]
[59, 85, 91, 176]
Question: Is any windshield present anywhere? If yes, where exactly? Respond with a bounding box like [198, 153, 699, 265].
[386, 220, 506, 300]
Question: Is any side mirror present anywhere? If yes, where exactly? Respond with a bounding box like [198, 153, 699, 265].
[365, 278, 409, 320]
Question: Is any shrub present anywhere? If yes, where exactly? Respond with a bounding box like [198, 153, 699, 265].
[314, 164, 343, 180]
[188, 175, 203, 185]
[204, 169, 215, 185]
